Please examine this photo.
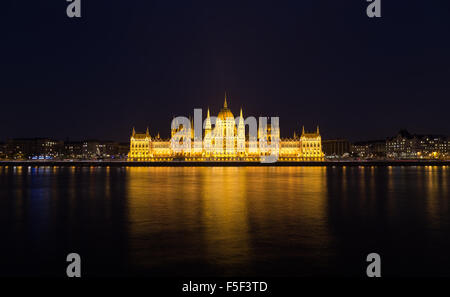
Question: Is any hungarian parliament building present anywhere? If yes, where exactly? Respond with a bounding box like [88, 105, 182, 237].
[128, 96, 324, 162]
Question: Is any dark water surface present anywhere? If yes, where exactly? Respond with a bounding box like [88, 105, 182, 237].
[0, 166, 449, 277]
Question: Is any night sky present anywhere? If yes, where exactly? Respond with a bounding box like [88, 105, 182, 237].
[1, 0, 449, 142]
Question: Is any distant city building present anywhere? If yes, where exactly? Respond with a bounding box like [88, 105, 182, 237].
[322, 139, 351, 157]
[351, 140, 386, 159]
[128, 96, 324, 162]
[386, 130, 449, 159]
[5, 138, 63, 160]
[63, 141, 84, 159]
[0, 142, 5, 159]
[0, 139, 126, 160]
[63, 140, 122, 160]
[118, 142, 130, 159]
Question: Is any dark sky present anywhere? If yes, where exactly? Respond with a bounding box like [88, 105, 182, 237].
[1, 0, 449, 142]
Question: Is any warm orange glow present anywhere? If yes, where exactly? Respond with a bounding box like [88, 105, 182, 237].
[128, 97, 324, 162]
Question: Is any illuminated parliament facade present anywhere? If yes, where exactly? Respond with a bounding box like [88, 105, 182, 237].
[128, 95, 324, 162]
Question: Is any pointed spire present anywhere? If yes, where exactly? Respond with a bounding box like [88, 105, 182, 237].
[205, 107, 212, 131]
[157, 132, 160, 139]
[224, 92, 228, 108]
[316, 125, 320, 134]
[302, 125, 305, 135]
[146, 126, 149, 136]
[240, 107, 243, 118]
[132, 127, 136, 137]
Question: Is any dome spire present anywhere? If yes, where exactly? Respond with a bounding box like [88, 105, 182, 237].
[224, 92, 228, 108]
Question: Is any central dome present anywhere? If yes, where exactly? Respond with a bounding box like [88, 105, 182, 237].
[217, 94, 234, 121]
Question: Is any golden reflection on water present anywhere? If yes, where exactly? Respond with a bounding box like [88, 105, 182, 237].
[125, 166, 330, 273]
[424, 166, 448, 229]
[201, 167, 250, 267]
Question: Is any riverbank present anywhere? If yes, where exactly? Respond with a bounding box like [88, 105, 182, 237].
[0, 160, 449, 167]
